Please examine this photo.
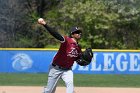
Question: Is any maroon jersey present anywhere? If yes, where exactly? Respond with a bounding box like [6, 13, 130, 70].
[53, 36, 82, 68]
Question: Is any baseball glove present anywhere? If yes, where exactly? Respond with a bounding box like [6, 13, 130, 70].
[76, 48, 93, 66]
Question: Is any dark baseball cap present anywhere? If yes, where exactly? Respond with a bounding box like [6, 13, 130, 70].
[71, 27, 82, 34]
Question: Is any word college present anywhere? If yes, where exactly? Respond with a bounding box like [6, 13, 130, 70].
[0, 50, 140, 74]
[72, 52, 140, 74]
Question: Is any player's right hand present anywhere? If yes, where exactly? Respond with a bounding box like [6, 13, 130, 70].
[38, 18, 46, 25]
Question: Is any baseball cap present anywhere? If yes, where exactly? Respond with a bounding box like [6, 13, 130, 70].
[71, 27, 82, 34]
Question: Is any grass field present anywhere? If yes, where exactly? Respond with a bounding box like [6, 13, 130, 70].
[0, 73, 140, 87]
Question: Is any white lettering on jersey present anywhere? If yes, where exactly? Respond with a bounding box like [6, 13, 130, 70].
[67, 47, 78, 58]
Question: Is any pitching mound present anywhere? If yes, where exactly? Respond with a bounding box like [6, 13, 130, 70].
[0, 86, 140, 93]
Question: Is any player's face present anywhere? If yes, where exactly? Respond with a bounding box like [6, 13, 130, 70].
[72, 31, 82, 40]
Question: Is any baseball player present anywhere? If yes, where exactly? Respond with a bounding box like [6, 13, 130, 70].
[38, 18, 82, 93]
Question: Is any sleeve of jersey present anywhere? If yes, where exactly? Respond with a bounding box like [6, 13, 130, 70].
[43, 24, 65, 42]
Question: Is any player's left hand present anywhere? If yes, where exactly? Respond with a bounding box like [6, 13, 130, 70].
[76, 48, 93, 66]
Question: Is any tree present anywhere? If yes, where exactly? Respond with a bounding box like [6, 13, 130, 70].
[1, 0, 140, 49]
[0, 0, 29, 47]
[45, 0, 140, 49]
[0, 0, 62, 48]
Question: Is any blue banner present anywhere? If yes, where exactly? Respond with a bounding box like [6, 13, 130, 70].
[0, 49, 140, 74]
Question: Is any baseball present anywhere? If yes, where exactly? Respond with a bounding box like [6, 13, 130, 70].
[38, 18, 46, 25]
[38, 18, 44, 23]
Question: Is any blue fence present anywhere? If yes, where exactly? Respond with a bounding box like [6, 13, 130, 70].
[0, 49, 140, 74]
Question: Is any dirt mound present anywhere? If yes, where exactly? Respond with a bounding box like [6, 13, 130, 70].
[0, 86, 140, 93]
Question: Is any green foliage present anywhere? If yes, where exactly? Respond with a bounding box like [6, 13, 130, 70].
[2, 0, 140, 48]
[49, 0, 118, 48]
[44, 0, 140, 49]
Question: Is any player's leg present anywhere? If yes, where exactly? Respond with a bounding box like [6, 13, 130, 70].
[43, 65, 62, 93]
[61, 70, 74, 93]
[44, 83, 57, 93]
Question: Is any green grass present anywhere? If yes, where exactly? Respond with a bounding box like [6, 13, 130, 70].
[74, 74, 140, 87]
[0, 73, 140, 87]
[0, 73, 48, 86]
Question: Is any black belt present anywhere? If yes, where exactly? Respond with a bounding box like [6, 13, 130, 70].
[52, 63, 71, 70]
